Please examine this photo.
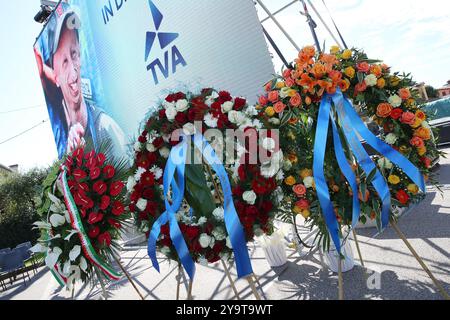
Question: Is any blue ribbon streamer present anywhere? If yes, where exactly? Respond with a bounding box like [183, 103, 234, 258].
[314, 89, 426, 253]
[148, 134, 253, 280]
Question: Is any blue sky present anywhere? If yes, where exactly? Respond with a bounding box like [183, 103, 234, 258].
[0, 0, 449, 171]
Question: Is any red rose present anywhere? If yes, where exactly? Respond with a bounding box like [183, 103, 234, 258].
[129, 203, 136, 213]
[112, 201, 125, 216]
[73, 168, 87, 182]
[212, 242, 224, 254]
[175, 92, 186, 100]
[261, 201, 273, 214]
[147, 152, 157, 166]
[190, 238, 203, 253]
[88, 212, 104, 224]
[160, 224, 170, 235]
[100, 196, 110, 210]
[218, 91, 232, 103]
[160, 236, 172, 247]
[141, 172, 155, 187]
[103, 165, 115, 179]
[138, 134, 147, 144]
[153, 137, 164, 149]
[98, 232, 112, 247]
[108, 219, 121, 229]
[245, 206, 259, 217]
[238, 165, 247, 181]
[142, 188, 155, 199]
[295, 199, 310, 210]
[90, 167, 101, 180]
[145, 201, 159, 216]
[110, 181, 125, 197]
[396, 190, 410, 205]
[234, 97, 246, 110]
[88, 226, 100, 239]
[232, 186, 244, 197]
[211, 102, 222, 116]
[185, 226, 200, 240]
[96, 153, 106, 167]
[159, 109, 167, 119]
[165, 94, 176, 103]
[93, 181, 107, 195]
[252, 176, 272, 195]
[204, 222, 214, 234]
[235, 201, 246, 214]
[390, 108, 403, 120]
[175, 112, 187, 124]
[421, 157, 431, 168]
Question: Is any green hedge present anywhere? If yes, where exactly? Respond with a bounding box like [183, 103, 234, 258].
[0, 168, 48, 249]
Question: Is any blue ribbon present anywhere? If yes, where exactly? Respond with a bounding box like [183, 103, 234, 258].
[148, 134, 253, 279]
[313, 89, 426, 253]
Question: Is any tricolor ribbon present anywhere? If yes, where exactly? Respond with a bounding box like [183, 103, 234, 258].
[313, 89, 426, 253]
[148, 133, 253, 280]
[58, 167, 122, 281]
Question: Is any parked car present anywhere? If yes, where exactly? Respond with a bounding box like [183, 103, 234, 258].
[421, 97, 450, 147]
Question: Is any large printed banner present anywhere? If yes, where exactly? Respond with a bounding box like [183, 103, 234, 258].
[34, 0, 275, 159]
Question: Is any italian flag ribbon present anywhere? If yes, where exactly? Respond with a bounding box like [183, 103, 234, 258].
[58, 166, 122, 281]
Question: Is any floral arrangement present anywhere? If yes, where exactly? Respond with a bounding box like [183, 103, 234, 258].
[127, 88, 282, 265]
[32, 147, 129, 287]
[257, 45, 440, 249]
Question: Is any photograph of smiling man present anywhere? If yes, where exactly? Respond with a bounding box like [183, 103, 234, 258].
[34, 1, 127, 160]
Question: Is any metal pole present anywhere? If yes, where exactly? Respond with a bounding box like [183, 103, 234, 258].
[221, 260, 241, 300]
[262, 25, 291, 69]
[337, 258, 344, 300]
[176, 264, 182, 300]
[246, 276, 261, 300]
[112, 255, 146, 300]
[260, 0, 297, 23]
[298, 0, 321, 53]
[352, 230, 365, 267]
[390, 220, 450, 300]
[256, 0, 301, 52]
[306, 0, 343, 49]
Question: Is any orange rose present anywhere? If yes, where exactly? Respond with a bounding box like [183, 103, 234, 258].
[377, 78, 386, 88]
[293, 184, 307, 197]
[370, 65, 382, 77]
[300, 169, 313, 179]
[302, 46, 316, 58]
[398, 88, 411, 100]
[376, 103, 393, 118]
[274, 101, 286, 113]
[410, 136, 425, 148]
[415, 110, 426, 121]
[288, 154, 298, 164]
[268, 90, 279, 103]
[305, 96, 312, 105]
[339, 79, 350, 92]
[290, 93, 302, 107]
[311, 63, 327, 79]
[414, 127, 431, 140]
[264, 81, 272, 92]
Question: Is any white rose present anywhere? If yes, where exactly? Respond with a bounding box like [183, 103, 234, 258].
[388, 95, 402, 108]
[242, 190, 257, 205]
[364, 74, 378, 87]
[252, 119, 263, 130]
[221, 101, 234, 113]
[245, 105, 258, 116]
[303, 176, 315, 189]
[197, 216, 208, 225]
[127, 176, 136, 192]
[69, 245, 81, 262]
[199, 233, 212, 249]
[50, 214, 66, 227]
[146, 143, 156, 152]
[378, 157, 393, 170]
[385, 133, 398, 145]
[165, 106, 178, 122]
[226, 237, 232, 249]
[134, 142, 142, 152]
[163, 101, 175, 110]
[160, 147, 170, 158]
[204, 113, 218, 128]
[212, 207, 224, 221]
[176, 99, 189, 112]
[183, 123, 196, 136]
[228, 111, 246, 125]
[212, 227, 226, 241]
[262, 137, 276, 152]
[136, 198, 148, 212]
[269, 118, 281, 126]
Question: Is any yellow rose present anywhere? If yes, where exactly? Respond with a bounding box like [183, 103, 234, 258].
[300, 169, 313, 179]
[342, 49, 352, 60]
[415, 110, 427, 121]
[377, 78, 386, 89]
[388, 175, 401, 185]
[407, 184, 419, 195]
[344, 66, 356, 79]
[288, 154, 298, 164]
[399, 145, 410, 154]
[417, 146, 427, 156]
[411, 117, 423, 129]
[276, 81, 286, 89]
[285, 176, 296, 186]
[293, 206, 302, 215]
[265, 107, 275, 117]
[255, 104, 263, 110]
[287, 89, 297, 97]
[300, 209, 311, 219]
[390, 76, 401, 87]
[407, 98, 417, 108]
[330, 45, 340, 54]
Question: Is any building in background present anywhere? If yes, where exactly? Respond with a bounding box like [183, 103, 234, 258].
[437, 80, 450, 98]
[0, 164, 18, 176]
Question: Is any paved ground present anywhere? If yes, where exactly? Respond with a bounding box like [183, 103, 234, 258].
[1, 148, 449, 300]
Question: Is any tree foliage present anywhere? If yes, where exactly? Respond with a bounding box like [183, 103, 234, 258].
[0, 167, 49, 249]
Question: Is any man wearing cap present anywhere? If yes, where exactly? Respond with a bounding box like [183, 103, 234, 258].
[35, 3, 127, 161]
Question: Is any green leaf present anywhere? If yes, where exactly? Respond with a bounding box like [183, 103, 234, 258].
[366, 168, 377, 184]
[184, 164, 217, 219]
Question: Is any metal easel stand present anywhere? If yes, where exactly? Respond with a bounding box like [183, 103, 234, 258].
[112, 254, 146, 300]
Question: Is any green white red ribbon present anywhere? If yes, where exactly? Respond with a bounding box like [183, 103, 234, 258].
[58, 166, 122, 281]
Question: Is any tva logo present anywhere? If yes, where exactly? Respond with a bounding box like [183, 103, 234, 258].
[145, 0, 187, 85]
